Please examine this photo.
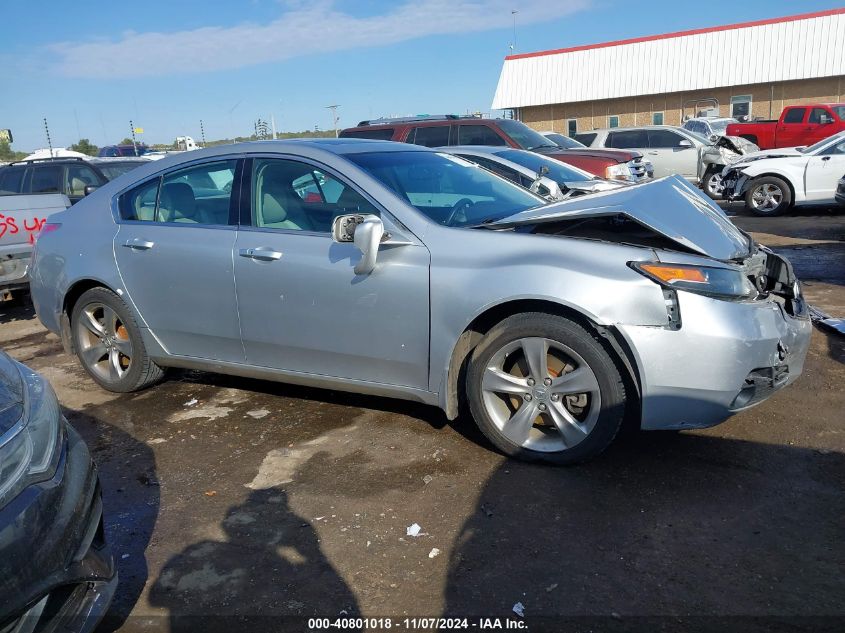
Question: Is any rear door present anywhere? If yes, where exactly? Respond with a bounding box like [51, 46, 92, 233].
[233, 156, 430, 388]
[113, 158, 244, 361]
[804, 136, 845, 202]
[776, 107, 808, 147]
[406, 125, 452, 147]
[455, 124, 508, 147]
[646, 129, 698, 180]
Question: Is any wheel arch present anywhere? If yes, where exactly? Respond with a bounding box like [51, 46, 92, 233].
[441, 298, 642, 425]
[745, 171, 796, 203]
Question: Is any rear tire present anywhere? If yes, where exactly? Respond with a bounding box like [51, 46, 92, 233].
[71, 287, 164, 392]
[745, 176, 792, 216]
[466, 313, 626, 465]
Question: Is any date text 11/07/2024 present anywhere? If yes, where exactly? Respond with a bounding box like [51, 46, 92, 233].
[308, 617, 528, 630]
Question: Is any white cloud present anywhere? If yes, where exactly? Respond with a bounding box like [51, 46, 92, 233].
[48, 0, 589, 78]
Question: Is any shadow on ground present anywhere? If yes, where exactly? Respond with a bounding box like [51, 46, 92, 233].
[63, 406, 159, 631]
[443, 432, 845, 632]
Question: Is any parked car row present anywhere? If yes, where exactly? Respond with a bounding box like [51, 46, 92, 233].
[339, 115, 654, 183]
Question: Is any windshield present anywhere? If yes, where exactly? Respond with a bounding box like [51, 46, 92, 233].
[97, 162, 147, 180]
[684, 130, 711, 145]
[543, 133, 586, 149]
[494, 149, 595, 182]
[496, 120, 559, 150]
[800, 131, 845, 154]
[347, 151, 545, 226]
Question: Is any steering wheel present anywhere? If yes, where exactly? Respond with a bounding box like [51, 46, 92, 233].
[445, 198, 475, 226]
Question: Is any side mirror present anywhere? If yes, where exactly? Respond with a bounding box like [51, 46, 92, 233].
[332, 213, 384, 275]
[529, 165, 550, 193]
[83, 185, 99, 196]
[678, 139, 693, 148]
[709, 134, 720, 143]
[820, 115, 833, 124]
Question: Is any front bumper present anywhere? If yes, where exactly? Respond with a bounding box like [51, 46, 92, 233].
[0, 424, 116, 632]
[835, 180, 845, 205]
[618, 291, 812, 431]
[720, 167, 749, 201]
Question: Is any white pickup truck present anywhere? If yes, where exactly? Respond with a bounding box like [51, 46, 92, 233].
[0, 193, 71, 300]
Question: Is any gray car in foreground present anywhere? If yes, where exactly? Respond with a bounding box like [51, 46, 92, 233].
[30, 139, 811, 463]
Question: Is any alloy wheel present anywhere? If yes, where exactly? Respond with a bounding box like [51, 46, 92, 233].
[750, 183, 783, 211]
[76, 302, 133, 383]
[706, 172, 725, 197]
[480, 337, 601, 452]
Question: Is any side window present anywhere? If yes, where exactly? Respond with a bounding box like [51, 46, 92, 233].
[159, 160, 236, 225]
[0, 167, 26, 194]
[339, 128, 394, 140]
[648, 130, 685, 148]
[462, 155, 520, 184]
[457, 125, 507, 146]
[808, 108, 829, 124]
[120, 178, 160, 221]
[783, 108, 806, 124]
[66, 165, 102, 196]
[822, 139, 845, 156]
[408, 126, 450, 147]
[573, 133, 596, 146]
[606, 130, 648, 148]
[253, 159, 377, 232]
[30, 165, 62, 194]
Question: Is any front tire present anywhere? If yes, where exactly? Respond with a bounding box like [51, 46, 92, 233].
[466, 313, 626, 464]
[702, 166, 725, 200]
[71, 287, 164, 392]
[745, 176, 792, 216]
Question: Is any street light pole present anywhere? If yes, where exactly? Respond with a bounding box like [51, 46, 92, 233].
[326, 104, 340, 138]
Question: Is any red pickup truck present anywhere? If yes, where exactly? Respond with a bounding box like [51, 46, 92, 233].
[726, 103, 845, 149]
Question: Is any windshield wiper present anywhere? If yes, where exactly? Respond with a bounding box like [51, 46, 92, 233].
[526, 144, 559, 151]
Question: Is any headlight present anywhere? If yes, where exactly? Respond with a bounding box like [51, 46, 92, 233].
[0, 366, 63, 507]
[629, 261, 757, 300]
[606, 163, 635, 181]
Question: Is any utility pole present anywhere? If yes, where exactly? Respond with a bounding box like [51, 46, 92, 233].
[326, 104, 340, 138]
[510, 10, 518, 54]
[43, 118, 54, 157]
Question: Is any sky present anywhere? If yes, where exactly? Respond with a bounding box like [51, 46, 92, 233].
[2, 0, 843, 150]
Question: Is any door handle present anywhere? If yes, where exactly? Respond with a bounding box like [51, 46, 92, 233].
[239, 247, 283, 261]
[821, 156, 831, 161]
[122, 238, 154, 250]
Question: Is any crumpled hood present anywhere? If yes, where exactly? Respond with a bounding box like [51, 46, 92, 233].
[732, 146, 803, 163]
[491, 175, 751, 261]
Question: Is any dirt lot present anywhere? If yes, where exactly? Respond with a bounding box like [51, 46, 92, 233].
[1, 205, 843, 633]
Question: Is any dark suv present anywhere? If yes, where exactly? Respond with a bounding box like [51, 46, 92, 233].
[0, 158, 109, 204]
[340, 115, 652, 182]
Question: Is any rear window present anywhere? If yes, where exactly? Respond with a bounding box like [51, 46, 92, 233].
[573, 133, 597, 146]
[0, 167, 26, 194]
[339, 128, 395, 141]
[783, 108, 806, 123]
[606, 130, 648, 148]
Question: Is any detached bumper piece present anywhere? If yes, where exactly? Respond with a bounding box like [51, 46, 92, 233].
[720, 169, 748, 201]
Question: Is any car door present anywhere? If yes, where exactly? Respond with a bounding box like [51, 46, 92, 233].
[233, 156, 430, 388]
[804, 137, 845, 202]
[806, 108, 836, 145]
[776, 107, 808, 148]
[646, 129, 698, 180]
[113, 158, 244, 361]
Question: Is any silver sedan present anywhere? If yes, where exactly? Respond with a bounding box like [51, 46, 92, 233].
[30, 140, 811, 464]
